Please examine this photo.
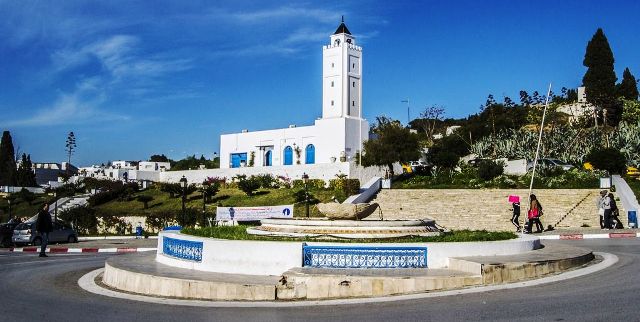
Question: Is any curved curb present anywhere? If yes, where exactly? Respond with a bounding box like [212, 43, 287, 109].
[79, 252, 618, 308]
[7, 247, 156, 253]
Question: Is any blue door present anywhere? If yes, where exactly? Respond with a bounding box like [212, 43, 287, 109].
[265, 150, 272, 166]
[283, 146, 293, 165]
[305, 144, 315, 164]
[231, 153, 247, 168]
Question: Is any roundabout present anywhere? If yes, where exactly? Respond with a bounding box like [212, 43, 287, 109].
[97, 226, 595, 301]
[1, 238, 637, 322]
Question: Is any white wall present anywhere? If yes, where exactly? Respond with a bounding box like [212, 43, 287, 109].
[159, 162, 351, 183]
[157, 231, 539, 275]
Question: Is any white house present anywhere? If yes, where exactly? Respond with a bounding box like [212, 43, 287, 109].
[220, 20, 369, 170]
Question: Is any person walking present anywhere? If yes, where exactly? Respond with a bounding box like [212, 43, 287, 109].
[510, 201, 521, 232]
[528, 194, 544, 233]
[607, 192, 623, 229]
[36, 203, 53, 257]
[596, 190, 607, 229]
[602, 192, 613, 230]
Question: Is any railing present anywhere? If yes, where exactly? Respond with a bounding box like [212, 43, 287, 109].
[302, 244, 427, 269]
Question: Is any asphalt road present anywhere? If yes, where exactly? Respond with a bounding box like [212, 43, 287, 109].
[0, 239, 637, 322]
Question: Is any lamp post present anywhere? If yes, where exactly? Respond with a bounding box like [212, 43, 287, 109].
[302, 173, 310, 218]
[202, 180, 210, 227]
[53, 190, 58, 223]
[7, 197, 12, 221]
[179, 176, 188, 226]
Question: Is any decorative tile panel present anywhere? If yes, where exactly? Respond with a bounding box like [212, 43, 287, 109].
[162, 236, 203, 262]
[302, 244, 427, 269]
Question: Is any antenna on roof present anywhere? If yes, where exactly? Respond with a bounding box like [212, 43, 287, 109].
[341, 15, 344, 23]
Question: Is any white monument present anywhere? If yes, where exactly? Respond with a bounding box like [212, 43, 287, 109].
[220, 19, 369, 169]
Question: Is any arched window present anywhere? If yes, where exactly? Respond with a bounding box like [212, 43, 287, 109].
[305, 144, 315, 164]
[283, 146, 293, 165]
[265, 150, 272, 166]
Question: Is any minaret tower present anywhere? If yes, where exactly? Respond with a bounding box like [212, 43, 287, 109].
[322, 17, 363, 119]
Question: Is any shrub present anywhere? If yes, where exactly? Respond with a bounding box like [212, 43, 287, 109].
[235, 175, 261, 196]
[291, 189, 320, 205]
[201, 181, 220, 203]
[136, 195, 154, 209]
[291, 179, 326, 190]
[18, 188, 36, 205]
[59, 205, 98, 235]
[254, 174, 278, 189]
[145, 213, 166, 232]
[586, 147, 627, 174]
[177, 208, 199, 227]
[431, 151, 459, 170]
[88, 182, 139, 206]
[329, 178, 360, 196]
[477, 160, 504, 181]
[100, 214, 130, 235]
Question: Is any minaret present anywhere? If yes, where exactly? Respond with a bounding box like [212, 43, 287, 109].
[322, 18, 362, 119]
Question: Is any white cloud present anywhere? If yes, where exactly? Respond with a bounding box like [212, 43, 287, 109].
[3, 90, 129, 127]
[226, 6, 341, 24]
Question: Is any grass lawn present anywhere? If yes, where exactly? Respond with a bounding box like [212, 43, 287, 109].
[95, 187, 337, 218]
[0, 195, 49, 222]
[182, 225, 517, 243]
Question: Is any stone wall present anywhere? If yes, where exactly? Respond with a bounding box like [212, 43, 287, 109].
[372, 189, 614, 231]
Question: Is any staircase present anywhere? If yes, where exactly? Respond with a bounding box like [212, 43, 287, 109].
[371, 189, 608, 231]
[27, 194, 90, 222]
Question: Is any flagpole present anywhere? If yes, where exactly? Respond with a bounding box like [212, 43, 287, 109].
[529, 83, 553, 196]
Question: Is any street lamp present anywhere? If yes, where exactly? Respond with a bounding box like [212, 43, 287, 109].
[52, 190, 58, 223]
[202, 180, 210, 226]
[179, 176, 188, 226]
[7, 197, 12, 221]
[302, 173, 310, 218]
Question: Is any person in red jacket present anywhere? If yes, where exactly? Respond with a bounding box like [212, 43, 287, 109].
[527, 194, 544, 233]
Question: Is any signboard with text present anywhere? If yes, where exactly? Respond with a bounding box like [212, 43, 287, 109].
[216, 205, 294, 221]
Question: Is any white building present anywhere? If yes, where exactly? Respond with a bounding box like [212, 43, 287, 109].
[220, 20, 369, 169]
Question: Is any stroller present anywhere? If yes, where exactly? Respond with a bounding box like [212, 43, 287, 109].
[611, 209, 624, 229]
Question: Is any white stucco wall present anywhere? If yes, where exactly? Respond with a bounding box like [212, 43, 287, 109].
[159, 162, 351, 183]
[157, 231, 539, 276]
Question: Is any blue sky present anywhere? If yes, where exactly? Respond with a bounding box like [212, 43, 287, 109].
[1, 0, 639, 166]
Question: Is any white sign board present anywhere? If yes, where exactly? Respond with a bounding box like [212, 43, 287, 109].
[216, 205, 294, 221]
[600, 177, 612, 189]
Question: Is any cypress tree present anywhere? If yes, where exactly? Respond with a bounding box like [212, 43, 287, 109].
[0, 131, 17, 186]
[16, 153, 37, 187]
[619, 67, 639, 100]
[582, 28, 620, 125]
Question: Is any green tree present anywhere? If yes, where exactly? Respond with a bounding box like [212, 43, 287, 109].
[17, 188, 36, 205]
[16, 154, 37, 187]
[149, 154, 170, 162]
[0, 131, 17, 186]
[170, 155, 217, 171]
[582, 28, 620, 125]
[235, 175, 261, 196]
[621, 100, 640, 124]
[618, 67, 639, 101]
[65, 131, 77, 168]
[586, 147, 626, 175]
[362, 117, 421, 176]
[136, 195, 154, 209]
